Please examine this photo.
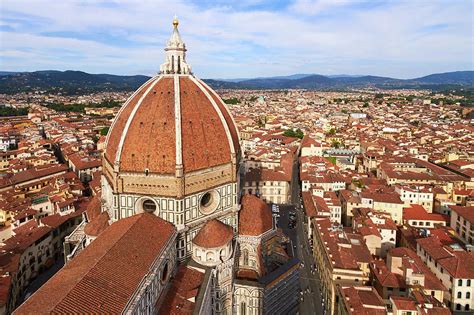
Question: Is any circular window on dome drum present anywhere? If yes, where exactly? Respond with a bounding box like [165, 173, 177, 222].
[199, 190, 219, 215]
[140, 199, 158, 214]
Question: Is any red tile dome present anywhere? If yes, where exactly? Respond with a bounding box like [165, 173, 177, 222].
[104, 75, 240, 175]
[239, 195, 273, 236]
[192, 219, 234, 248]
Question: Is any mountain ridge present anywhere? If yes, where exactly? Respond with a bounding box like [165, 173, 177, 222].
[0, 70, 472, 94]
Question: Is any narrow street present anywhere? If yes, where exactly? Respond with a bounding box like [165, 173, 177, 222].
[277, 151, 324, 315]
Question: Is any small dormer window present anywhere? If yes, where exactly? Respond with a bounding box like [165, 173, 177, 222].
[145, 168, 149, 176]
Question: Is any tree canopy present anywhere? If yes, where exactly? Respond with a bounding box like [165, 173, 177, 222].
[284, 128, 304, 139]
[0, 106, 28, 117]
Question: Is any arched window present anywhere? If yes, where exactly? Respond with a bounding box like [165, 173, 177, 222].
[243, 249, 249, 266]
[206, 251, 214, 261]
[161, 261, 169, 283]
[171, 55, 175, 73]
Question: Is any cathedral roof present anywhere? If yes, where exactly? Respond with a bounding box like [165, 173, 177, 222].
[104, 20, 240, 176]
[15, 213, 176, 314]
[84, 211, 110, 237]
[85, 195, 101, 221]
[239, 195, 273, 236]
[192, 219, 234, 248]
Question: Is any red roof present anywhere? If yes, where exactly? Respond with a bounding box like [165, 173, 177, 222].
[391, 296, 417, 310]
[192, 219, 234, 248]
[339, 286, 387, 315]
[449, 205, 474, 223]
[105, 76, 240, 175]
[159, 265, 206, 314]
[85, 195, 101, 221]
[84, 211, 110, 237]
[302, 191, 317, 217]
[15, 213, 176, 314]
[417, 236, 474, 278]
[403, 204, 449, 224]
[239, 195, 273, 236]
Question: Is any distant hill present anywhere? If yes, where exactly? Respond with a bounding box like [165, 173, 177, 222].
[0, 71, 22, 76]
[0, 70, 472, 94]
[410, 71, 474, 85]
[0, 70, 149, 94]
[217, 73, 315, 82]
[208, 71, 473, 90]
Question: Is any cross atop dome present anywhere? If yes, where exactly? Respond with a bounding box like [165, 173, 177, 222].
[160, 17, 192, 74]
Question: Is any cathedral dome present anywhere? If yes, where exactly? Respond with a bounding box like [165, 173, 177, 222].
[104, 75, 239, 175]
[102, 19, 241, 200]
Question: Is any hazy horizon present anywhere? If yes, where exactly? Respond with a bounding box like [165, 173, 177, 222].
[1, 69, 473, 81]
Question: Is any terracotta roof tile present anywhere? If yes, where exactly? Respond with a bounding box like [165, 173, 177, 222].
[105, 76, 239, 175]
[179, 77, 232, 172]
[105, 79, 155, 165]
[159, 265, 205, 315]
[120, 77, 176, 174]
[192, 219, 234, 248]
[84, 211, 110, 237]
[239, 195, 273, 236]
[15, 213, 176, 314]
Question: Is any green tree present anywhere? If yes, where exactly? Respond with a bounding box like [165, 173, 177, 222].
[331, 140, 341, 148]
[0, 107, 28, 117]
[223, 97, 240, 105]
[249, 96, 258, 102]
[100, 126, 110, 136]
[283, 128, 304, 139]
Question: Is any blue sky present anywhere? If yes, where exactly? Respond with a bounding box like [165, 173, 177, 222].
[0, 0, 472, 79]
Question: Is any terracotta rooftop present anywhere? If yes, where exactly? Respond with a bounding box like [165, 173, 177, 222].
[403, 204, 449, 224]
[388, 247, 446, 291]
[159, 265, 206, 315]
[192, 219, 234, 248]
[84, 211, 110, 237]
[85, 194, 101, 221]
[15, 213, 176, 314]
[105, 76, 240, 175]
[302, 191, 317, 217]
[314, 218, 372, 270]
[417, 236, 474, 278]
[449, 205, 474, 223]
[338, 286, 387, 315]
[391, 296, 417, 311]
[239, 194, 273, 236]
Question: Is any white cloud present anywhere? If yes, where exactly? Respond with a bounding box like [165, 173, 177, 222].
[0, 0, 472, 78]
[289, 0, 351, 15]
